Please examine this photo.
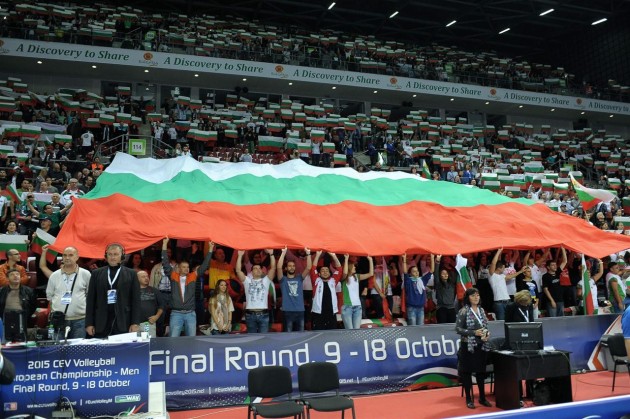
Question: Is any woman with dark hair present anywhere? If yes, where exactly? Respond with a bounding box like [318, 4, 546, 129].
[4, 220, 19, 235]
[126, 252, 144, 272]
[455, 287, 492, 409]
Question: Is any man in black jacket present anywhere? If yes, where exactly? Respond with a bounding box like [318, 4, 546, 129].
[85, 244, 141, 338]
[0, 269, 36, 342]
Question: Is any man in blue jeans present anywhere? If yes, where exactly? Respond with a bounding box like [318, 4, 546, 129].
[489, 248, 524, 320]
[236, 249, 276, 333]
[277, 246, 312, 332]
[542, 248, 567, 317]
[162, 238, 214, 337]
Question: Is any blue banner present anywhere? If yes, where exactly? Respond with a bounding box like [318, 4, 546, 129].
[150, 315, 617, 411]
[1, 343, 150, 417]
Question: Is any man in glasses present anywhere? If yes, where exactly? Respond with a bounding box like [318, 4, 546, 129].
[0, 249, 28, 287]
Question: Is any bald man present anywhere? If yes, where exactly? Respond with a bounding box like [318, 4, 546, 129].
[41, 245, 91, 339]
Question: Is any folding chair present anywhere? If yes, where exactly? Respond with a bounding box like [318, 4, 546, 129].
[607, 334, 630, 391]
[247, 366, 304, 419]
[298, 362, 355, 419]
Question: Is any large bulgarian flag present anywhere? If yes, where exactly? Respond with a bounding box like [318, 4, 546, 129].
[570, 174, 616, 210]
[455, 254, 472, 301]
[52, 153, 630, 258]
[581, 255, 597, 315]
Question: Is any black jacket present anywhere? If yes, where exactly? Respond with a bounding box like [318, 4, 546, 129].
[504, 302, 535, 323]
[86, 265, 141, 336]
[0, 285, 36, 334]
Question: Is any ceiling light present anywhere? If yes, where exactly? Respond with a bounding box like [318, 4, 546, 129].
[194, 74, 199, 77]
[328, 2, 335, 10]
[389, 11, 399, 18]
[146, 87, 150, 91]
[609, 114, 614, 118]
[485, 101, 490, 105]
[450, 98, 455, 101]
[446, 20, 457, 27]
[289, 82, 293, 85]
[580, 111, 585, 115]
[144, 69, 149, 73]
[332, 86, 336, 89]
[242, 78, 247, 81]
[592, 18, 607, 26]
[551, 108, 555, 112]
[539, 8, 554, 16]
[519, 105, 523, 108]
[373, 90, 378, 93]
[37, 60, 42, 64]
[92, 65, 97, 69]
[499, 28, 510, 34]
[412, 94, 417, 97]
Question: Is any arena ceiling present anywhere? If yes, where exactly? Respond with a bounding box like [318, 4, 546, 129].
[123, 0, 630, 59]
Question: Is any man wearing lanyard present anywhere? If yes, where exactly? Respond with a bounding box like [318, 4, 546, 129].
[41, 245, 91, 339]
[85, 243, 141, 338]
[505, 290, 536, 323]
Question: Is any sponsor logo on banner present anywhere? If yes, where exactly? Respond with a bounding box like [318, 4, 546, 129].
[274, 64, 288, 78]
[139, 51, 158, 67]
[575, 97, 586, 109]
[388, 77, 401, 90]
[115, 394, 142, 403]
[488, 88, 500, 100]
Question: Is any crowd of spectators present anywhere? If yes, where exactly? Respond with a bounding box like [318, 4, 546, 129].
[1, 1, 628, 102]
[1, 89, 629, 336]
[0, 42, 629, 337]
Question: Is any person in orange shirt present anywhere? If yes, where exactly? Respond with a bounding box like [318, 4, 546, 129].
[90, 156, 105, 172]
[0, 249, 28, 287]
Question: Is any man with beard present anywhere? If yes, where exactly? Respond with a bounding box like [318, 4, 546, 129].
[310, 251, 342, 330]
[236, 249, 276, 333]
[277, 246, 312, 332]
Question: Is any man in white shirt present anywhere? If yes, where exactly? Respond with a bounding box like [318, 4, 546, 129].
[523, 249, 549, 293]
[240, 151, 253, 163]
[80, 130, 94, 156]
[0, 186, 10, 223]
[41, 245, 91, 339]
[60, 178, 85, 206]
[489, 248, 524, 320]
[154, 124, 164, 142]
[236, 249, 276, 333]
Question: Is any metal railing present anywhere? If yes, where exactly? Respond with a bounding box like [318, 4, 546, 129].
[94, 133, 171, 160]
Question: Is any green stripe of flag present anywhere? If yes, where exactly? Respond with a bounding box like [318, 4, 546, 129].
[0, 235, 29, 260]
